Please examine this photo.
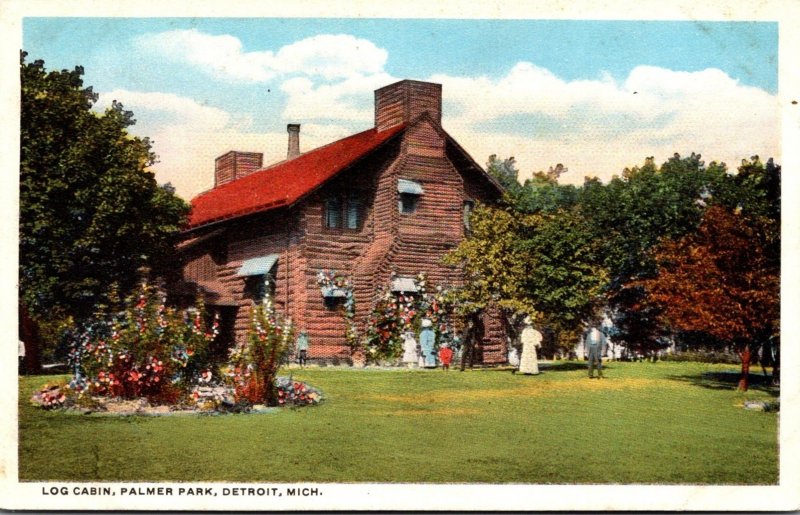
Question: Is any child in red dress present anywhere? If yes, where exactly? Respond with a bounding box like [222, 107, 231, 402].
[438, 344, 453, 371]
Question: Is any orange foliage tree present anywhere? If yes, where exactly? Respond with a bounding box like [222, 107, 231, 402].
[640, 205, 779, 390]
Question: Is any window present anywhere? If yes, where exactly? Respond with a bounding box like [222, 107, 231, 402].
[245, 274, 275, 304]
[399, 193, 419, 214]
[324, 196, 342, 229]
[324, 192, 364, 230]
[236, 254, 279, 305]
[397, 179, 423, 215]
[345, 192, 362, 229]
[463, 200, 475, 230]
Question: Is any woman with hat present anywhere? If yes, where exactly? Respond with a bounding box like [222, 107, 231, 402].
[518, 316, 541, 375]
[419, 318, 437, 368]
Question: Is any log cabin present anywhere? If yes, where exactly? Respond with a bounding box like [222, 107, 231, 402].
[174, 79, 507, 364]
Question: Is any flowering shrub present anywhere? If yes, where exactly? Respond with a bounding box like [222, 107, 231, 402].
[365, 289, 402, 360]
[66, 282, 220, 403]
[275, 377, 323, 406]
[228, 298, 294, 406]
[364, 273, 457, 361]
[31, 383, 68, 409]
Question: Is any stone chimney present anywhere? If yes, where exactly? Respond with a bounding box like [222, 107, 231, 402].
[287, 124, 301, 159]
[214, 151, 263, 187]
[374, 80, 442, 132]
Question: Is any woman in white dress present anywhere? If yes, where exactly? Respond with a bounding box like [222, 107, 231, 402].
[518, 317, 541, 375]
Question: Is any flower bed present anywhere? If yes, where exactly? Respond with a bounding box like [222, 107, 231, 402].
[30, 377, 323, 415]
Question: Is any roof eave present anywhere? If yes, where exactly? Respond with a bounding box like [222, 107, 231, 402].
[443, 132, 505, 196]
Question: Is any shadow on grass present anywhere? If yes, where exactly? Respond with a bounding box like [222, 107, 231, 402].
[476, 361, 605, 373]
[539, 361, 594, 372]
[668, 371, 779, 396]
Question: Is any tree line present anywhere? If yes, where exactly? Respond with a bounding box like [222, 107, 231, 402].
[447, 153, 779, 390]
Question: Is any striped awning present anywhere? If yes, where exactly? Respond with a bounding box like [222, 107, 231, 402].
[397, 179, 424, 195]
[321, 286, 348, 298]
[236, 254, 279, 276]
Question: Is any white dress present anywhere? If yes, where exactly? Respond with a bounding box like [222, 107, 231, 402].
[402, 333, 418, 364]
[519, 325, 541, 375]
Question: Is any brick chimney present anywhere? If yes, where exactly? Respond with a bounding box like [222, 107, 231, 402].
[287, 123, 301, 159]
[375, 80, 442, 132]
[214, 151, 263, 187]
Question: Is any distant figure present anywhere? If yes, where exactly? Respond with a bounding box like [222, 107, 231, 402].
[584, 322, 607, 378]
[401, 330, 419, 369]
[507, 345, 520, 367]
[438, 343, 453, 371]
[419, 319, 437, 368]
[518, 317, 541, 375]
[296, 330, 309, 367]
[19, 339, 26, 375]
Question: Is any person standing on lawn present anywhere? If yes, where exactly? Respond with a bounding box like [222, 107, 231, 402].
[584, 321, 607, 378]
[419, 318, 437, 368]
[402, 330, 419, 369]
[518, 317, 541, 375]
[438, 342, 453, 371]
[19, 339, 26, 375]
[296, 329, 309, 367]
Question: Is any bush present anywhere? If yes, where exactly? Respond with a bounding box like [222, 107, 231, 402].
[228, 300, 293, 406]
[67, 282, 220, 402]
[661, 350, 740, 364]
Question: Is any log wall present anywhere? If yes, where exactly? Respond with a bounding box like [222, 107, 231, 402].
[182, 101, 507, 363]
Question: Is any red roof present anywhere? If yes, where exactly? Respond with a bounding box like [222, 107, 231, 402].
[187, 125, 406, 228]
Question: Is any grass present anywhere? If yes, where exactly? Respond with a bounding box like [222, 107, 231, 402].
[18, 361, 778, 484]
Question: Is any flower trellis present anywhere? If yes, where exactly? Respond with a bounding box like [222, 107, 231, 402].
[364, 272, 456, 362]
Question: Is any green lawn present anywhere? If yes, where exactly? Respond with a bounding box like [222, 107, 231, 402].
[18, 361, 778, 484]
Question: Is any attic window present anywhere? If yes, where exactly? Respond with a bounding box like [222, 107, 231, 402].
[398, 179, 423, 214]
[325, 192, 364, 230]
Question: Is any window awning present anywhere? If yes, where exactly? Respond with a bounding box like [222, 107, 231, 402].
[391, 277, 418, 293]
[398, 179, 424, 195]
[236, 254, 279, 276]
[321, 286, 348, 298]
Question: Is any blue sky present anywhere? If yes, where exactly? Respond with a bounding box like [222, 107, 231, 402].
[23, 17, 780, 199]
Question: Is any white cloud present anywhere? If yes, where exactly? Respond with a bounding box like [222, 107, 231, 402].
[273, 34, 388, 79]
[95, 89, 233, 129]
[432, 64, 779, 184]
[136, 29, 277, 83]
[280, 72, 396, 122]
[103, 36, 780, 200]
[94, 89, 364, 199]
[135, 30, 388, 83]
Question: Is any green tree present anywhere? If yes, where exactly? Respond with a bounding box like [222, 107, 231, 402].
[486, 154, 521, 192]
[510, 166, 579, 215]
[445, 202, 607, 358]
[579, 153, 731, 355]
[19, 53, 189, 324]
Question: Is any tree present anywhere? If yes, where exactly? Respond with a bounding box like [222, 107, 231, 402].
[640, 205, 779, 390]
[19, 53, 189, 327]
[443, 204, 533, 352]
[579, 153, 731, 352]
[445, 202, 607, 358]
[486, 154, 521, 192]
